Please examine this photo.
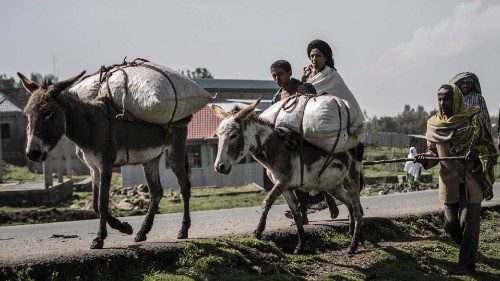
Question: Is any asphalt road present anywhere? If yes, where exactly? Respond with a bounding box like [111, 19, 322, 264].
[0, 183, 499, 266]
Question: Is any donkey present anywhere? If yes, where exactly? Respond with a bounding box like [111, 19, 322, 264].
[18, 71, 192, 249]
[211, 99, 363, 254]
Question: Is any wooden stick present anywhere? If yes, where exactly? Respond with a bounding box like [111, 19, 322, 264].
[362, 154, 498, 166]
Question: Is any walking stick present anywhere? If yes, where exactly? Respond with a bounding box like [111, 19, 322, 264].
[362, 154, 499, 166]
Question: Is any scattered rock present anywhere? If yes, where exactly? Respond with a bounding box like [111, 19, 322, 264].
[169, 195, 181, 203]
[378, 190, 388, 196]
[115, 199, 134, 211]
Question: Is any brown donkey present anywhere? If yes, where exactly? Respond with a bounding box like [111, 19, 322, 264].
[212, 99, 363, 254]
[18, 72, 192, 249]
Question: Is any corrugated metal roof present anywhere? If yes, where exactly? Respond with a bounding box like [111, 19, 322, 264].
[188, 101, 262, 139]
[193, 78, 278, 90]
[0, 92, 23, 113]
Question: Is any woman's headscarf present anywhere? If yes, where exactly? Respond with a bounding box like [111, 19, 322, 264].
[449, 72, 482, 95]
[307, 39, 336, 70]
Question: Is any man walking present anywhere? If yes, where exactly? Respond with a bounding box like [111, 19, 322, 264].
[415, 84, 497, 275]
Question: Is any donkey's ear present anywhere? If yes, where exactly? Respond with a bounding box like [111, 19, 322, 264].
[53, 71, 86, 93]
[211, 104, 229, 119]
[17, 72, 39, 93]
[234, 98, 261, 120]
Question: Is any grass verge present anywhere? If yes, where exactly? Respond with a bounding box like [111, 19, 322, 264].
[2, 207, 498, 281]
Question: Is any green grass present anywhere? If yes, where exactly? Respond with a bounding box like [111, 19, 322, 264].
[2, 164, 43, 182]
[3, 209, 499, 280]
[142, 209, 500, 281]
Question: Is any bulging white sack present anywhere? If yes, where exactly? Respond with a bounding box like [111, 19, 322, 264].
[68, 62, 212, 124]
[259, 95, 366, 153]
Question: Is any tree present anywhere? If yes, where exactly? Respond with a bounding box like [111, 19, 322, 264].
[0, 74, 16, 90]
[181, 67, 213, 79]
[365, 104, 433, 134]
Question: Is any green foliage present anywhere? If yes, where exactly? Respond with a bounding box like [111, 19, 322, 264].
[366, 104, 435, 134]
[144, 273, 194, 281]
[180, 67, 213, 79]
[3, 164, 43, 182]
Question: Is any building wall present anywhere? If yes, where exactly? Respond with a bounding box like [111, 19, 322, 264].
[121, 150, 264, 189]
[0, 112, 27, 165]
[364, 132, 427, 153]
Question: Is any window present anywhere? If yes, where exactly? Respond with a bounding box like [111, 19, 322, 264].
[187, 145, 202, 168]
[1, 123, 10, 139]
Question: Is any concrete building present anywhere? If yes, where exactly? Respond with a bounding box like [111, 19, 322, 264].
[0, 91, 27, 165]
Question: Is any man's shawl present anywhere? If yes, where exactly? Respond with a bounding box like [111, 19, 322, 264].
[426, 83, 496, 197]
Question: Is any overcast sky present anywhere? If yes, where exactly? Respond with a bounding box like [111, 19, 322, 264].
[1, 0, 498, 116]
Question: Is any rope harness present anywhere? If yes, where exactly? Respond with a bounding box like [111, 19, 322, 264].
[273, 92, 351, 186]
[79, 57, 179, 164]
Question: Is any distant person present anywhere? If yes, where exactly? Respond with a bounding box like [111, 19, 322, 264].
[404, 147, 422, 190]
[269, 59, 340, 222]
[414, 84, 497, 275]
[450, 72, 492, 133]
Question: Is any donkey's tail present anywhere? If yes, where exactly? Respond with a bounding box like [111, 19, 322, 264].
[355, 142, 365, 191]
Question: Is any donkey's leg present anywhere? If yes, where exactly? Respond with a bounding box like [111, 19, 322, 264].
[135, 156, 163, 242]
[294, 189, 309, 225]
[91, 165, 112, 249]
[327, 186, 355, 235]
[323, 191, 339, 219]
[254, 183, 285, 239]
[167, 127, 191, 239]
[90, 165, 132, 249]
[345, 176, 363, 254]
[90, 168, 100, 214]
[282, 189, 307, 254]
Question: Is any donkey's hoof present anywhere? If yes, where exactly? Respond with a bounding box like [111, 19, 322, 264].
[177, 230, 188, 239]
[293, 245, 304, 255]
[121, 222, 133, 235]
[90, 239, 104, 249]
[330, 209, 340, 220]
[346, 245, 357, 255]
[134, 233, 147, 242]
[254, 230, 262, 240]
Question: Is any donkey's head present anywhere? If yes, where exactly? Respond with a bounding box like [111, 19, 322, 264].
[18, 71, 85, 162]
[211, 99, 261, 174]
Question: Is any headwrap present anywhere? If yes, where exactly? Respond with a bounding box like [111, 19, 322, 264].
[427, 84, 480, 151]
[426, 83, 497, 197]
[307, 39, 336, 70]
[449, 72, 482, 95]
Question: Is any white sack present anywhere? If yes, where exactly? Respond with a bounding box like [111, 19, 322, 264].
[259, 95, 366, 153]
[68, 62, 212, 124]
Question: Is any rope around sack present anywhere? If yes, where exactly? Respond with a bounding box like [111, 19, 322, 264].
[274, 92, 350, 186]
[78, 57, 179, 164]
[362, 154, 499, 165]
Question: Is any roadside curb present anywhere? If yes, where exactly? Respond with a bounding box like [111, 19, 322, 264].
[1, 204, 498, 280]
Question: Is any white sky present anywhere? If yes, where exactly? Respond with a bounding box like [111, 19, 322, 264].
[1, 0, 499, 116]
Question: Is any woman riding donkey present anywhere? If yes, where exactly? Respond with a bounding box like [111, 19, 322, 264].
[288, 39, 366, 217]
[269, 60, 340, 222]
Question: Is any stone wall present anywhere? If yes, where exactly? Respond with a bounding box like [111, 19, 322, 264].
[0, 179, 73, 207]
